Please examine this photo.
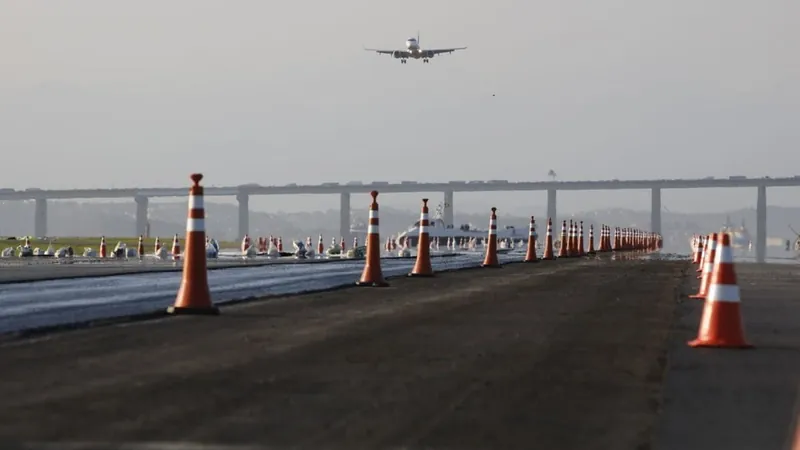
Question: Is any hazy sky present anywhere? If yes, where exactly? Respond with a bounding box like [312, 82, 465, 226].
[2, 0, 798, 215]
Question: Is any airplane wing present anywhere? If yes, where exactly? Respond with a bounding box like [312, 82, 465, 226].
[428, 47, 467, 55]
[364, 47, 407, 57]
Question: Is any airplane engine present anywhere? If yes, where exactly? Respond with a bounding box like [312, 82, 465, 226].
[392, 51, 404, 59]
[425, 50, 434, 58]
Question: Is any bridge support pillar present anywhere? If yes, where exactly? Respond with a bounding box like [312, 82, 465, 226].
[135, 196, 149, 237]
[443, 190, 454, 227]
[650, 188, 662, 235]
[339, 192, 351, 241]
[546, 189, 557, 227]
[756, 185, 767, 263]
[237, 193, 249, 239]
[34, 198, 48, 237]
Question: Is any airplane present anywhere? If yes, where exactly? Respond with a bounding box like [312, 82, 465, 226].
[364, 33, 466, 64]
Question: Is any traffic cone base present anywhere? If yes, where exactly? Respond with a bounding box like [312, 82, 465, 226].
[355, 280, 390, 287]
[688, 301, 752, 348]
[408, 272, 435, 278]
[166, 305, 220, 315]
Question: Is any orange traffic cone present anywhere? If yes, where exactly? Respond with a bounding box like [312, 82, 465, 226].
[577, 221, 586, 256]
[481, 207, 501, 268]
[99, 236, 107, 258]
[692, 235, 703, 264]
[524, 216, 538, 263]
[571, 221, 579, 257]
[167, 173, 219, 315]
[137, 235, 144, 261]
[587, 224, 596, 254]
[409, 198, 434, 277]
[557, 220, 568, 258]
[171, 234, 181, 261]
[691, 233, 718, 301]
[689, 233, 752, 348]
[696, 234, 709, 273]
[565, 221, 573, 257]
[542, 218, 555, 260]
[356, 191, 389, 286]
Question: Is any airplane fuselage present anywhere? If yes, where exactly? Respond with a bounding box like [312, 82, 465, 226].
[405, 38, 424, 58]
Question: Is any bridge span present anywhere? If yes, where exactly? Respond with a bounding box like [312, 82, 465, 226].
[3, 175, 798, 263]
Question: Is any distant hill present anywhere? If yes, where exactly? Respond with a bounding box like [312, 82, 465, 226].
[1, 200, 797, 252]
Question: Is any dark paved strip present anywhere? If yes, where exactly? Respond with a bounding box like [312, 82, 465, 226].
[0, 257, 685, 449]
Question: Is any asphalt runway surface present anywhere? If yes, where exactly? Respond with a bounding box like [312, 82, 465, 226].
[0, 255, 687, 449]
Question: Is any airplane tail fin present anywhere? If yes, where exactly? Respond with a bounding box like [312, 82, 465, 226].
[417, 31, 420, 45]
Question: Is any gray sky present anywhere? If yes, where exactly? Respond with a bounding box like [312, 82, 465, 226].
[1, 0, 798, 215]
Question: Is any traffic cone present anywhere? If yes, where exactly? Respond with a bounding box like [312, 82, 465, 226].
[99, 236, 107, 258]
[697, 235, 709, 273]
[542, 218, 555, 260]
[137, 235, 144, 260]
[481, 207, 501, 268]
[692, 236, 703, 264]
[409, 198, 434, 277]
[557, 220, 568, 258]
[690, 233, 718, 299]
[577, 221, 586, 256]
[697, 235, 711, 275]
[171, 234, 181, 261]
[587, 224, 596, 254]
[689, 233, 752, 348]
[571, 221, 579, 256]
[356, 191, 389, 287]
[524, 216, 538, 263]
[167, 173, 219, 315]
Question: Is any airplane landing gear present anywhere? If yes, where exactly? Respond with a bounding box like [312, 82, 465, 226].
[400, 59, 407, 64]
[423, 58, 429, 63]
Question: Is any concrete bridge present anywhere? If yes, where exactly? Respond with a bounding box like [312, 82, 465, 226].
[3, 175, 798, 263]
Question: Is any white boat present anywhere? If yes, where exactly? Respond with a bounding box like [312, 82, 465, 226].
[722, 216, 752, 250]
[395, 203, 532, 247]
[689, 215, 753, 252]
